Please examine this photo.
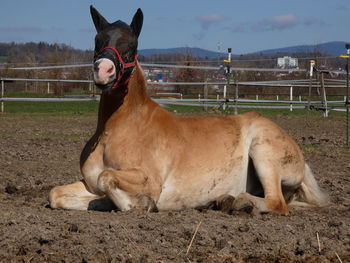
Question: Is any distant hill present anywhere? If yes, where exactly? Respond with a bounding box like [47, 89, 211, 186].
[0, 41, 348, 63]
[139, 41, 349, 58]
[253, 41, 348, 56]
[139, 47, 225, 58]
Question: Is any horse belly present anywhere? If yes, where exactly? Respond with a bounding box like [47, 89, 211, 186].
[156, 159, 248, 210]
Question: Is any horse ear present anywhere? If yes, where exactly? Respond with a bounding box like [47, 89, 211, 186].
[90, 5, 109, 33]
[130, 8, 143, 38]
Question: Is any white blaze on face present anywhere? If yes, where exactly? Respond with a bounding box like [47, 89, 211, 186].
[93, 58, 116, 85]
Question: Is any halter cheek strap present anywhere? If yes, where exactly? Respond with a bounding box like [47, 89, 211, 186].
[98, 46, 138, 88]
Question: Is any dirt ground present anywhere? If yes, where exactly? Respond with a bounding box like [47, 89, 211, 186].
[0, 111, 349, 263]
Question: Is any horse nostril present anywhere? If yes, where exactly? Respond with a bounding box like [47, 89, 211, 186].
[107, 65, 114, 74]
[93, 61, 100, 72]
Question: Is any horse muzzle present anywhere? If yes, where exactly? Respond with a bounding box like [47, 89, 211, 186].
[93, 58, 117, 87]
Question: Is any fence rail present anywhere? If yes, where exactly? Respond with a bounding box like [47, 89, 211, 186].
[0, 77, 348, 113]
[1, 64, 348, 116]
[3, 62, 349, 75]
[0, 77, 347, 87]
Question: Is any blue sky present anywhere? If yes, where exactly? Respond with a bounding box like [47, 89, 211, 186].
[0, 0, 349, 54]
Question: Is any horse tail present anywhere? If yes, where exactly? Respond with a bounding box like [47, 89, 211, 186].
[289, 163, 329, 208]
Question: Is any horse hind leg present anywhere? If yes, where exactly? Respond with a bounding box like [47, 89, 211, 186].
[247, 157, 290, 214]
[216, 157, 288, 215]
[49, 180, 115, 211]
[206, 157, 288, 215]
[226, 156, 289, 215]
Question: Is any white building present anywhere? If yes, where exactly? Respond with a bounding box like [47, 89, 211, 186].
[277, 56, 298, 69]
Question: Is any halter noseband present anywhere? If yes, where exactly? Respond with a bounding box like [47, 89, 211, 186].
[96, 46, 138, 88]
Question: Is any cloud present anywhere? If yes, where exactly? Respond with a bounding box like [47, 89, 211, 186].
[252, 14, 298, 32]
[303, 16, 318, 26]
[225, 22, 249, 33]
[225, 13, 328, 35]
[0, 26, 44, 33]
[78, 27, 95, 33]
[193, 32, 206, 41]
[193, 13, 228, 42]
[0, 26, 65, 34]
[336, 4, 348, 11]
[303, 17, 328, 27]
[196, 14, 228, 30]
[50, 26, 64, 32]
[156, 16, 168, 22]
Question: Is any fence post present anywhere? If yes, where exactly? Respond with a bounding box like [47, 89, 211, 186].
[223, 48, 232, 112]
[290, 86, 293, 111]
[346, 44, 350, 147]
[308, 60, 315, 112]
[203, 80, 208, 111]
[223, 85, 227, 110]
[234, 79, 238, 115]
[1, 79, 4, 113]
[320, 72, 328, 117]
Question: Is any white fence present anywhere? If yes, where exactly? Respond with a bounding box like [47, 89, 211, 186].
[0, 77, 348, 114]
[1, 61, 348, 115]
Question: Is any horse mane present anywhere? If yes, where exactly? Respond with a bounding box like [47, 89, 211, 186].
[124, 62, 148, 107]
[96, 62, 149, 131]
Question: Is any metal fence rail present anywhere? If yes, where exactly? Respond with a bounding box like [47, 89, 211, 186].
[2, 97, 344, 104]
[4, 63, 306, 72]
[2, 97, 99, 102]
[0, 77, 347, 88]
[1, 77, 347, 111]
[159, 98, 346, 104]
[4, 62, 349, 75]
[0, 74, 347, 114]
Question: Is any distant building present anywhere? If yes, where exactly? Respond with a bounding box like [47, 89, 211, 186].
[277, 56, 298, 69]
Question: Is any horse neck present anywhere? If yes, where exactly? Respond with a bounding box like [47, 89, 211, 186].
[96, 63, 149, 131]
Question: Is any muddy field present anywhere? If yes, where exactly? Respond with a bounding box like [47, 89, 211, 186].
[0, 112, 349, 263]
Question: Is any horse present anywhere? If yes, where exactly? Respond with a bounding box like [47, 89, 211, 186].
[49, 6, 328, 215]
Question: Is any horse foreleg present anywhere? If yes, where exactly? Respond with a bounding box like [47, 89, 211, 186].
[49, 180, 115, 211]
[97, 168, 159, 211]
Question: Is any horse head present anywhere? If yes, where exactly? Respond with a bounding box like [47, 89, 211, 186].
[90, 6, 143, 90]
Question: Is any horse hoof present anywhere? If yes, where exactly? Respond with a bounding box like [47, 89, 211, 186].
[135, 194, 158, 212]
[232, 198, 255, 214]
[214, 195, 236, 214]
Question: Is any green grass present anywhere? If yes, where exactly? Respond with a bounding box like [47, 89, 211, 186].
[2, 101, 99, 113]
[5, 91, 96, 98]
[5, 92, 57, 98]
[165, 103, 346, 117]
[0, 56, 7, 63]
[1, 97, 346, 118]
